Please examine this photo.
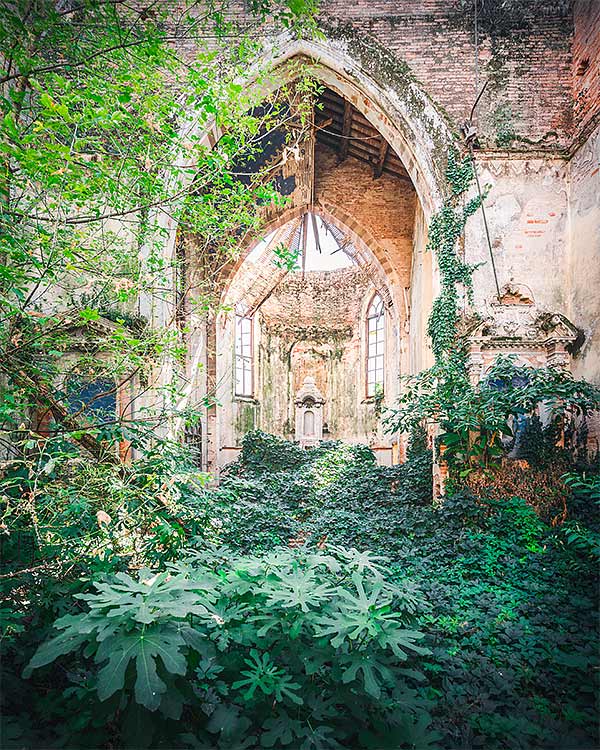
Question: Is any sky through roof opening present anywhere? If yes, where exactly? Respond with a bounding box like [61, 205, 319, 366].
[247, 213, 355, 272]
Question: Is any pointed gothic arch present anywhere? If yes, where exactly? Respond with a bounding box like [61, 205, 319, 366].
[139, 30, 455, 330]
[143, 30, 454, 450]
[220, 205, 398, 313]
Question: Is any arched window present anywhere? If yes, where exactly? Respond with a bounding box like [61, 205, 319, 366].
[235, 314, 253, 397]
[366, 293, 385, 397]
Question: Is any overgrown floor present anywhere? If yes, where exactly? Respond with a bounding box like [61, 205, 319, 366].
[209, 433, 599, 749]
[2, 433, 598, 749]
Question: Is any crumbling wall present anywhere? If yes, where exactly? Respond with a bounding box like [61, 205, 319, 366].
[572, 0, 600, 148]
[465, 157, 569, 313]
[568, 124, 600, 383]
[568, 2, 600, 388]
[257, 268, 387, 446]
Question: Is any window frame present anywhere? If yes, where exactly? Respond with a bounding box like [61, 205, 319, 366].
[365, 293, 385, 399]
[234, 313, 254, 398]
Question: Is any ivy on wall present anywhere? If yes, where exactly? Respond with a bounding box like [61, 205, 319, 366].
[385, 149, 600, 480]
[426, 149, 482, 362]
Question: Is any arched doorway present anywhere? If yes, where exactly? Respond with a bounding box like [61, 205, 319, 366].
[138, 33, 454, 330]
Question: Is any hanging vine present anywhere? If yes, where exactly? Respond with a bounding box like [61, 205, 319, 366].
[384, 148, 600, 481]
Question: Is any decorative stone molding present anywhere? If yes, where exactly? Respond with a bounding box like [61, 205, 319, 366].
[463, 305, 581, 382]
[492, 282, 535, 306]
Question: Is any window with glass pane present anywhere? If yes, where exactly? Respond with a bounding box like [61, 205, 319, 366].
[235, 315, 253, 397]
[366, 294, 385, 397]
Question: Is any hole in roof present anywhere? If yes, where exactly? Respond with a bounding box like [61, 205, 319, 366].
[247, 213, 354, 272]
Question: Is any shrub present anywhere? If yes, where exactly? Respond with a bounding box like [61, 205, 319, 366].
[25, 546, 438, 749]
[227, 430, 311, 474]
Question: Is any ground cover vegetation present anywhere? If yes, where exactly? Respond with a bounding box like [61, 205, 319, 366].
[3, 426, 598, 748]
[1, 1, 599, 749]
[185, 432, 600, 749]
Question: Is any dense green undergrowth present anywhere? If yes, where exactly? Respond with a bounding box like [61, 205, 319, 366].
[1, 431, 599, 749]
[196, 433, 600, 749]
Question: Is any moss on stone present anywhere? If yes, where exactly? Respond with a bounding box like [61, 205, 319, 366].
[235, 401, 257, 438]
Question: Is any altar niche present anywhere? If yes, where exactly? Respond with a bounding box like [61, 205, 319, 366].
[295, 376, 325, 448]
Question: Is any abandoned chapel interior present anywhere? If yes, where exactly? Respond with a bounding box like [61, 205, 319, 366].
[31, 1, 599, 477]
[154, 1, 600, 474]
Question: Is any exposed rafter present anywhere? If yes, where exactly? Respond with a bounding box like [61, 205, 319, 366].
[338, 99, 353, 162]
[373, 136, 389, 179]
[315, 116, 333, 132]
[316, 88, 410, 182]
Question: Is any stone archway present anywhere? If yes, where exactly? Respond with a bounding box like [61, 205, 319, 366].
[208, 202, 406, 471]
[144, 31, 454, 447]
[219, 204, 399, 312]
[139, 31, 455, 329]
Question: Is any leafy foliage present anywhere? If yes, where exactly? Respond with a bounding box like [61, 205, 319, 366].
[195, 437, 600, 750]
[384, 355, 600, 478]
[2, 430, 599, 749]
[425, 150, 482, 361]
[22, 546, 436, 749]
[0, 0, 319, 470]
[203, 432, 433, 551]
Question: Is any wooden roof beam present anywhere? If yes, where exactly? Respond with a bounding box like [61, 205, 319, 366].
[373, 136, 389, 179]
[338, 99, 353, 162]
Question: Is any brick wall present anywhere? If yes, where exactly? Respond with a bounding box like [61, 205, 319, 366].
[317, 0, 574, 149]
[573, 0, 600, 145]
[193, 0, 574, 150]
[166, 0, 577, 150]
[315, 145, 416, 296]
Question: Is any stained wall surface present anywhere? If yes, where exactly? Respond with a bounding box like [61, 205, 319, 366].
[172, 0, 600, 470]
[257, 268, 388, 446]
[568, 124, 600, 383]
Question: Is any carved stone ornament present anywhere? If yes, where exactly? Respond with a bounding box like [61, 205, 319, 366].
[295, 376, 325, 448]
[491, 282, 535, 307]
[464, 304, 582, 381]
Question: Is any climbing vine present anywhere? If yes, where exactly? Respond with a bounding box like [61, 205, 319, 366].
[385, 149, 600, 480]
[426, 149, 482, 361]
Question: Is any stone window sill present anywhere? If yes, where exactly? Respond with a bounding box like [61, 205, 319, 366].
[362, 395, 385, 405]
[234, 395, 259, 405]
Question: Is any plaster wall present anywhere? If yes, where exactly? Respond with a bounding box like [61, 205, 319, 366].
[465, 157, 570, 315]
[408, 202, 434, 375]
[567, 124, 600, 383]
[256, 268, 396, 448]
